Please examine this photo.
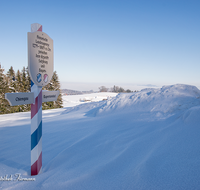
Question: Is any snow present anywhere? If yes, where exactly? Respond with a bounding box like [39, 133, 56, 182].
[62, 92, 117, 107]
[0, 85, 200, 190]
[96, 84, 200, 119]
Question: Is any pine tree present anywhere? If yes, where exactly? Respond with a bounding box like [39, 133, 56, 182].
[14, 70, 24, 112]
[15, 70, 23, 92]
[26, 67, 31, 92]
[52, 71, 63, 108]
[21, 67, 27, 91]
[7, 66, 16, 93]
[42, 71, 63, 109]
[20, 67, 31, 112]
[0, 64, 10, 114]
[24, 67, 31, 111]
[1, 64, 62, 114]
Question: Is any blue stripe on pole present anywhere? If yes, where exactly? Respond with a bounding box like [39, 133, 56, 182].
[31, 121, 42, 150]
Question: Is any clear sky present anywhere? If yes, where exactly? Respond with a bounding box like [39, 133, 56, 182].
[0, 0, 199, 91]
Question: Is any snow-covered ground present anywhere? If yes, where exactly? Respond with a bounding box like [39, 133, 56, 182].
[0, 84, 200, 190]
[62, 92, 118, 107]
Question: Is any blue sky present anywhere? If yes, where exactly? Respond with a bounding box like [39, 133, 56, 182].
[0, 0, 199, 91]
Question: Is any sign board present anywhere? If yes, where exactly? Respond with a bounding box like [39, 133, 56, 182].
[42, 91, 60, 102]
[5, 92, 34, 106]
[5, 91, 60, 106]
[28, 31, 53, 87]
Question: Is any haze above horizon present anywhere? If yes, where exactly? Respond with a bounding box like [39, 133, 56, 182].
[0, 0, 199, 91]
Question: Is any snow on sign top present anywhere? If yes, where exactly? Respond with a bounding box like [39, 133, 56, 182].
[28, 31, 53, 87]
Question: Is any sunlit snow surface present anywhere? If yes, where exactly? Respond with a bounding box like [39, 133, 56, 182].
[0, 84, 200, 190]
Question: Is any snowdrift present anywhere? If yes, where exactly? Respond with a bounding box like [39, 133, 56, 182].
[91, 84, 200, 119]
[0, 84, 200, 190]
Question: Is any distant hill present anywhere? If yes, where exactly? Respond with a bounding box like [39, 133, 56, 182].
[61, 89, 95, 95]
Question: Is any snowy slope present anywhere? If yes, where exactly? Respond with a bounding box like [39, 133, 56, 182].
[0, 84, 200, 190]
[62, 92, 117, 107]
[95, 84, 200, 118]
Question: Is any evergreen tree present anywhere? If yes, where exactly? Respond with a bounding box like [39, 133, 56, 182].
[21, 67, 31, 111]
[6, 66, 16, 93]
[15, 70, 25, 112]
[21, 67, 27, 92]
[0, 64, 10, 114]
[0, 64, 62, 114]
[15, 70, 23, 92]
[26, 67, 31, 92]
[42, 71, 63, 109]
[52, 71, 63, 108]
[24, 67, 31, 111]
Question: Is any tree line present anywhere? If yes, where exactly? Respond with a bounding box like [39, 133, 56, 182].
[0, 64, 63, 114]
[99, 85, 137, 93]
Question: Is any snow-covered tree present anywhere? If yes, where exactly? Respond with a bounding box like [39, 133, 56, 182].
[26, 66, 31, 92]
[6, 66, 16, 93]
[0, 64, 10, 114]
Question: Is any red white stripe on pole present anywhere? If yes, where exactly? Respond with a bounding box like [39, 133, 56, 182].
[31, 23, 43, 176]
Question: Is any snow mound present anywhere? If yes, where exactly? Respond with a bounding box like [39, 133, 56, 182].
[94, 84, 200, 119]
[182, 105, 200, 124]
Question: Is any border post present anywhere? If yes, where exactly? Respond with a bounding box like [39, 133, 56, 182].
[5, 23, 57, 176]
[30, 23, 43, 175]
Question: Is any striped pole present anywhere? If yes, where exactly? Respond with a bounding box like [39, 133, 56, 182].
[31, 23, 43, 175]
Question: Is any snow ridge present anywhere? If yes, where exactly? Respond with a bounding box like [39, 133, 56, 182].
[94, 84, 200, 119]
